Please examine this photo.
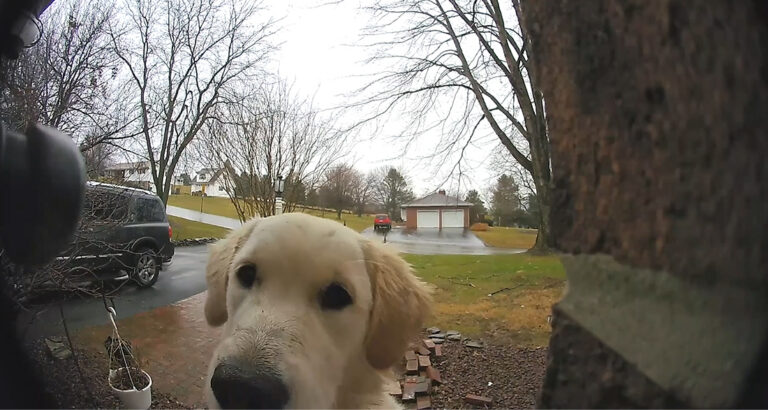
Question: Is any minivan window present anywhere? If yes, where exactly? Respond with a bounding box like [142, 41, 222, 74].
[132, 197, 166, 223]
[83, 189, 130, 223]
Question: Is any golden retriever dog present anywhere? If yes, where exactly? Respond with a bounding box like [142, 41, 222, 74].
[204, 213, 432, 409]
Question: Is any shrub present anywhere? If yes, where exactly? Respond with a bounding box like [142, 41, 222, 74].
[480, 217, 494, 227]
[470, 222, 490, 231]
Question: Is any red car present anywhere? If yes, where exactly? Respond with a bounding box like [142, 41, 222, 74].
[373, 214, 392, 232]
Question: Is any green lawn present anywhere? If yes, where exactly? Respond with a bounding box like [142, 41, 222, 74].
[167, 195, 374, 233]
[168, 195, 241, 219]
[167, 195, 561, 346]
[474, 226, 539, 249]
[168, 216, 230, 240]
[404, 253, 565, 346]
[294, 206, 372, 233]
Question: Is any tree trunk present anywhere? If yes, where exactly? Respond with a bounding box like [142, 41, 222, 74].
[337, 208, 342, 220]
[528, 112, 553, 251]
[532, 174, 552, 251]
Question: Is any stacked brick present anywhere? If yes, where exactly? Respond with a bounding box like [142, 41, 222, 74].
[387, 338, 444, 409]
[384, 332, 495, 409]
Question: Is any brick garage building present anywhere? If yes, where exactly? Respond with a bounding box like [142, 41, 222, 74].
[402, 190, 471, 229]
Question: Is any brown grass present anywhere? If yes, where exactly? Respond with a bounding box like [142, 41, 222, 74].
[428, 287, 564, 346]
[474, 226, 538, 249]
[405, 253, 567, 347]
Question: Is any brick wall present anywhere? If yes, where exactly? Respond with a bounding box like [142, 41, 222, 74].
[523, 1, 768, 407]
[405, 208, 417, 229]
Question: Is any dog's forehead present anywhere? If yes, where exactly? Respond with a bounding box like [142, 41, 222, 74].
[235, 214, 365, 280]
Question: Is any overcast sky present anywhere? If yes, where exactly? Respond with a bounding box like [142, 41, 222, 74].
[267, 0, 501, 198]
[41, 0, 506, 199]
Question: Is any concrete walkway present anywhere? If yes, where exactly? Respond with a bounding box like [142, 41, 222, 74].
[166, 205, 244, 230]
[72, 292, 218, 408]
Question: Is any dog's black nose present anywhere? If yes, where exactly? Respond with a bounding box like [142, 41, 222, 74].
[211, 362, 289, 409]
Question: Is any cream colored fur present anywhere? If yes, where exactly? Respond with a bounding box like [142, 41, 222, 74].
[204, 213, 431, 409]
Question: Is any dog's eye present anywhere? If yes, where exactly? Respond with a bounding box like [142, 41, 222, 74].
[236, 264, 259, 288]
[319, 282, 352, 310]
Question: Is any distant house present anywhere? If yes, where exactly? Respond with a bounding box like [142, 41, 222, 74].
[103, 161, 154, 192]
[191, 168, 230, 198]
[171, 173, 192, 195]
[401, 190, 472, 229]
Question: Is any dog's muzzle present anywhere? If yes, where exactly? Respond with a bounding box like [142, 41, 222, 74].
[210, 362, 289, 409]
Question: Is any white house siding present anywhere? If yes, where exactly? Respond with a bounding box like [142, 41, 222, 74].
[191, 174, 230, 197]
[207, 182, 229, 198]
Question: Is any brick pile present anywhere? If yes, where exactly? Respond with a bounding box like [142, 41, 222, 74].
[386, 333, 493, 409]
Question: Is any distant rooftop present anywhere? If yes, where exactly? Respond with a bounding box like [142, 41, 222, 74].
[194, 168, 223, 183]
[402, 191, 472, 208]
[105, 161, 150, 171]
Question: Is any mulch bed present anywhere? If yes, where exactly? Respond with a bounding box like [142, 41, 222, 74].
[397, 332, 549, 409]
[28, 338, 191, 409]
[430, 341, 548, 409]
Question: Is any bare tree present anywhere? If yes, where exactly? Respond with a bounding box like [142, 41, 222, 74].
[109, 0, 277, 204]
[350, 171, 376, 217]
[489, 144, 534, 200]
[320, 164, 357, 220]
[82, 140, 117, 178]
[361, 0, 552, 250]
[0, 0, 135, 153]
[201, 80, 348, 221]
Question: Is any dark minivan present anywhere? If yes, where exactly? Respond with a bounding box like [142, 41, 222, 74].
[56, 182, 174, 287]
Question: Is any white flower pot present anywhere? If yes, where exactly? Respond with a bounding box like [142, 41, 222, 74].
[109, 368, 152, 409]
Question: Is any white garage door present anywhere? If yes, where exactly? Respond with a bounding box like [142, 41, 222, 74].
[441, 209, 465, 228]
[417, 210, 439, 228]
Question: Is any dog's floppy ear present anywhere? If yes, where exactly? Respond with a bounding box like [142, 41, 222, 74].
[361, 239, 432, 369]
[204, 219, 258, 327]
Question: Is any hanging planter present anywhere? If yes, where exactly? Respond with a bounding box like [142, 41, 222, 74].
[104, 307, 153, 409]
[109, 367, 152, 409]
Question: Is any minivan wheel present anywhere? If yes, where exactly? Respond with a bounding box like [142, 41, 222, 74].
[132, 248, 159, 288]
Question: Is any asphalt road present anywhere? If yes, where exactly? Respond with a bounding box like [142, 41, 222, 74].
[19, 245, 210, 342]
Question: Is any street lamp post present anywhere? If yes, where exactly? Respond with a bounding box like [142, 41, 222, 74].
[274, 174, 285, 215]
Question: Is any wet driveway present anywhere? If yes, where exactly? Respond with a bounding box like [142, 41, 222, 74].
[19, 245, 211, 341]
[360, 227, 525, 255]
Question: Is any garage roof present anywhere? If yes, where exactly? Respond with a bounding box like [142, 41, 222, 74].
[402, 191, 472, 208]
